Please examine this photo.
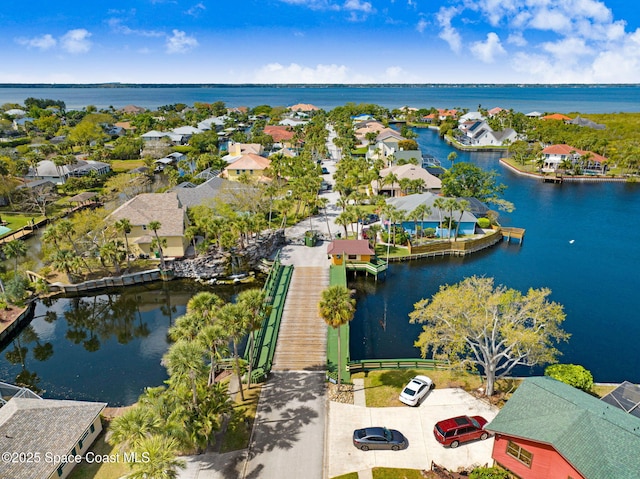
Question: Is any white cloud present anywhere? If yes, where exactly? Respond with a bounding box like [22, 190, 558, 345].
[166, 30, 198, 54]
[60, 29, 92, 54]
[250, 62, 419, 83]
[15, 34, 57, 50]
[277, 0, 339, 10]
[185, 2, 206, 17]
[507, 32, 526, 47]
[344, 0, 373, 13]
[437, 6, 463, 53]
[254, 63, 351, 83]
[471, 32, 506, 63]
[416, 18, 428, 34]
[107, 18, 164, 37]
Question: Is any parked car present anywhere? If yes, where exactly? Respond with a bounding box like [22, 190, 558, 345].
[352, 427, 407, 451]
[433, 415, 490, 448]
[321, 167, 330, 174]
[399, 375, 433, 406]
[358, 214, 379, 225]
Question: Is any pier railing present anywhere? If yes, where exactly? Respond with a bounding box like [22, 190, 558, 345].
[347, 358, 450, 373]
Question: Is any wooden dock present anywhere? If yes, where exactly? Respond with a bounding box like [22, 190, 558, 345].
[501, 227, 526, 244]
[543, 176, 563, 184]
[272, 266, 329, 371]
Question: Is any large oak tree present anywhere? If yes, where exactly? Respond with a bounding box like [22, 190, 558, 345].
[410, 276, 568, 396]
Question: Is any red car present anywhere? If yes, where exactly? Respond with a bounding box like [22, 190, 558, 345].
[433, 415, 490, 448]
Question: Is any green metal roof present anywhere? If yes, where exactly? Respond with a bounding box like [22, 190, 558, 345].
[486, 376, 640, 479]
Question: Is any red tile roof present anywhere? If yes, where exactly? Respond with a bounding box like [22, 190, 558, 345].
[542, 113, 572, 121]
[264, 125, 295, 142]
[542, 144, 607, 163]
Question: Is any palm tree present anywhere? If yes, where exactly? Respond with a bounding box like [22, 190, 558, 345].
[125, 435, 185, 479]
[454, 199, 470, 241]
[318, 285, 356, 385]
[115, 218, 133, 271]
[3, 240, 28, 273]
[148, 220, 166, 269]
[433, 197, 447, 238]
[52, 249, 80, 280]
[197, 323, 229, 386]
[162, 340, 207, 408]
[237, 288, 266, 388]
[108, 406, 163, 451]
[216, 302, 250, 401]
[99, 240, 126, 275]
[444, 198, 459, 241]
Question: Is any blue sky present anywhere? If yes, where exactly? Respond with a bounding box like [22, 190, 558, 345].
[1, 0, 640, 84]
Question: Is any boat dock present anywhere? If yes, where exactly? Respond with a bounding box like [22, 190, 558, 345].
[501, 227, 526, 244]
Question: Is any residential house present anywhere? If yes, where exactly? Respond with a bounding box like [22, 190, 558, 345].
[372, 164, 441, 197]
[525, 111, 543, 118]
[289, 103, 320, 112]
[355, 121, 386, 145]
[109, 192, 189, 259]
[459, 111, 485, 123]
[264, 125, 296, 147]
[542, 113, 573, 122]
[154, 151, 194, 174]
[222, 153, 271, 181]
[26, 159, 111, 185]
[459, 120, 518, 147]
[4, 108, 26, 117]
[386, 192, 479, 237]
[487, 107, 504, 117]
[171, 125, 203, 143]
[486, 376, 640, 479]
[327, 240, 374, 265]
[366, 128, 422, 165]
[0, 396, 106, 479]
[541, 144, 607, 172]
[569, 116, 606, 130]
[171, 177, 245, 208]
[119, 104, 146, 114]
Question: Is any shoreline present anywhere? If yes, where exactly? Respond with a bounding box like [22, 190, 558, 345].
[499, 158, 632, 183]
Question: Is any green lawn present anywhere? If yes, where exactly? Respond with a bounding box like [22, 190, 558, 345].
[110, 159, 146, 173]
[220, 383, 262, 452]
[352, 369, 520, 408]
[374, 244, 410, 258]
[372, 467, 426, 479]
[331, 473, 359, 479]
[67, 425, 130, 479]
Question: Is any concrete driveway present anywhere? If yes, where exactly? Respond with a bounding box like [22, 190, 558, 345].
[326, 388, 498, 478]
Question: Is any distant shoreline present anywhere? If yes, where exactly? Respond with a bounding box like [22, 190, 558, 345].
[1, 83, 640, 89]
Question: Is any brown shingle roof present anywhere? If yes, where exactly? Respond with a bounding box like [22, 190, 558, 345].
[109, 192, 185, 237]
[0, 398, 106, 479]
[327, 240, 374, 256]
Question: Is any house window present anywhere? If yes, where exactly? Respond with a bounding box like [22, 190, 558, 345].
[90, 423, 95, 433]
[348, 255, 357, 260]
[506, 441, 533, 467]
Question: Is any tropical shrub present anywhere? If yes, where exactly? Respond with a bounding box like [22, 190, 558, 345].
[545, 364, 594, 392]
[470, 466, 510, 479]
[477, 217, 491, 228]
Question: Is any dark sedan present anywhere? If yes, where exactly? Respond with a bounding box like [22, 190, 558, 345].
[352, 427, 407, 451]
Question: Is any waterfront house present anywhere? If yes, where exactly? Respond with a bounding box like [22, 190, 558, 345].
[386, 192, 479, 237]
[372, 164, 441, 197]
[109, 192, 189, 259]
[0, 396, 106, 479]
[486, 376, 640, 479]
[327, 239, 374, 265]
[459, 120, 518, 147]
[541, 144, 607, 173]
[289, 103, 320, 112]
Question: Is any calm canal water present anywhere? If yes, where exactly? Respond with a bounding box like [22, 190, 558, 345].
[0, 280, 257, 406]
[350, 127, 640, 383]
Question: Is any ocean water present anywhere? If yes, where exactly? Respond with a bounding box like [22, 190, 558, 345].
[1, 84, 640, 113]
